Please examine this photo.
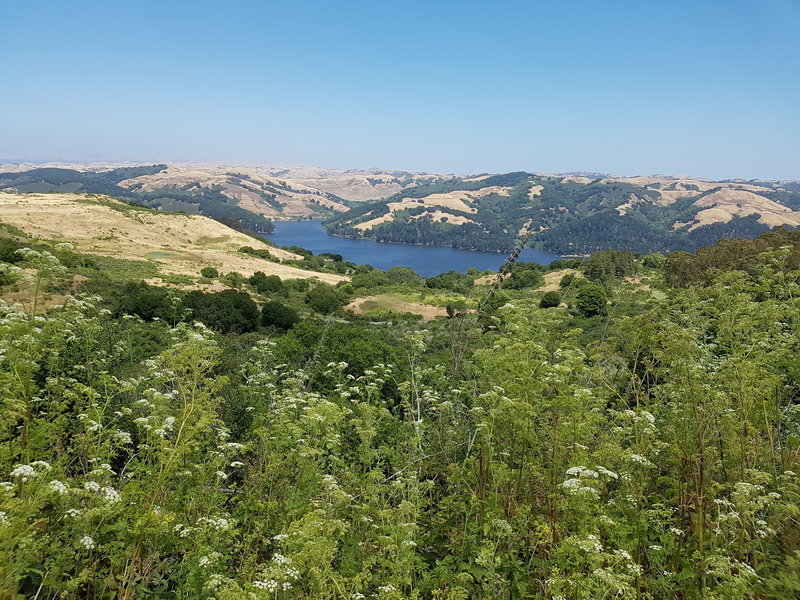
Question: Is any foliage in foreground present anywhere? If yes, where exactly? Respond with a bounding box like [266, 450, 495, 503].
[1, 242, 800, 599]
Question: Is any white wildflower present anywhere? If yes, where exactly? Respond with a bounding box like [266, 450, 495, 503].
[49, 480, 69, 495]
[197, 516, 231, 531]
[113, 430, 132, 444]
[10, 465, 37, 482]
[597, 466, 619, 479]
[80, 536, 95, 549]
[254, 580, 278, 592]
[101, 486, 121, 505]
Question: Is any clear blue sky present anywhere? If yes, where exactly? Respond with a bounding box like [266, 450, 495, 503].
[1, 0, 798, 179]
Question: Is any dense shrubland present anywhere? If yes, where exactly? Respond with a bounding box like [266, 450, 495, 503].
[2, 228, 800, 598]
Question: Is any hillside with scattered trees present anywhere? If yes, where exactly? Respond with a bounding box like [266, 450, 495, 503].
[325, 172, 800, 254]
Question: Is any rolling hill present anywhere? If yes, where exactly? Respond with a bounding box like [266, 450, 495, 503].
[0, 163, 452, 223]
[0, 192, 346, 285]
[324, 172, 800, 254]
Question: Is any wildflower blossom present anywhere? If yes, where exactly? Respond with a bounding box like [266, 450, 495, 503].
[113, 430, 132, 444]
[206, 574, 230, 590]
[49, 480, 69, 495]
[10, 465, 37, 482]
[101, 486, 121, 505]
[254, 580, 278, 591]
[198, 516, 232, 531]
[597, 466, 619, 479]
[80, 536, 95, 549]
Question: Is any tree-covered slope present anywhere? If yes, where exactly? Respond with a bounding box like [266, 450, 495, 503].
[325, 172, 800, 253]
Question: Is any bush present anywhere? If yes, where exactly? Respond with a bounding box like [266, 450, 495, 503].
[502, 267, 544, 289]
[642, 253, 666, 269]
[386, 266, 423, 286]
[221, 271, 245, 289]
[200, 266, 219, 279]
[0, 238, 24, 263]
[249, 271, 283, 294]
[584, 249, 637, 282]
[183, 289, 261, 333]
[351, 270, 390, 289]
[559, 273, 575, 288]
[575, 284, 608, 317]
[539, 291, 561, 308]
[111, 281, 173, 321]
[426, 270, 473, 294]
[261, 300, 300, 330]
[305, 283, 344, 314]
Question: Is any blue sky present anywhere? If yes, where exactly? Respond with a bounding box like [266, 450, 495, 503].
[1, 0, 798, 179]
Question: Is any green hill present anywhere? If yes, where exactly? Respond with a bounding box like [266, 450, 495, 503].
[325, 172, 800, 253]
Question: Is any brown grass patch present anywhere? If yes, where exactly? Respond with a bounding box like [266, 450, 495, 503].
[537, 269, 582, 292]
[345, 294, 447, 321]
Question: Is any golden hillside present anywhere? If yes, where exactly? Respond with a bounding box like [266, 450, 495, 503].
[0, 192, 346, 284]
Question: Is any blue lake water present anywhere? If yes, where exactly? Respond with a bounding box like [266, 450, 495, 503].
[263, 220, 561, 277]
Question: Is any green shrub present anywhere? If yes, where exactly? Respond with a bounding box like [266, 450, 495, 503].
[575, 283, 608, 316]
[183, 289, 260, 333]
[539, 290, 561, 308]
[200, 266, 219, 278]
[261, 300, 300, 330]
[249, 271, 283, 294]
[559, 273, 575, 288]
[305, 283, 344, 314]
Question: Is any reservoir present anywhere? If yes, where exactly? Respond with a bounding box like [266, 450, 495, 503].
[263, 220, 560, 277]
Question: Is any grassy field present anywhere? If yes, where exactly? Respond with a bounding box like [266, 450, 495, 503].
[345, 293, 447, 320]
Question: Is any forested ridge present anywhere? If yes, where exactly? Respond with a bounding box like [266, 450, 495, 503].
[324, 173, 800, 255]
[2, 222, 800, 599]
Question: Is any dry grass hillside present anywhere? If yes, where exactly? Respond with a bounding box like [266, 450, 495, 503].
[0, 192, 346, 284]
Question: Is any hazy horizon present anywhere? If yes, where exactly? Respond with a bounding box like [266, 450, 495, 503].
[2, 156, 797, 184]
[1, 0, 798, 180]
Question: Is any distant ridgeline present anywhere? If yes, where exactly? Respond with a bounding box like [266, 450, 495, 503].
[324, 172, 800, 254]
[0, 165, 275, 233]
